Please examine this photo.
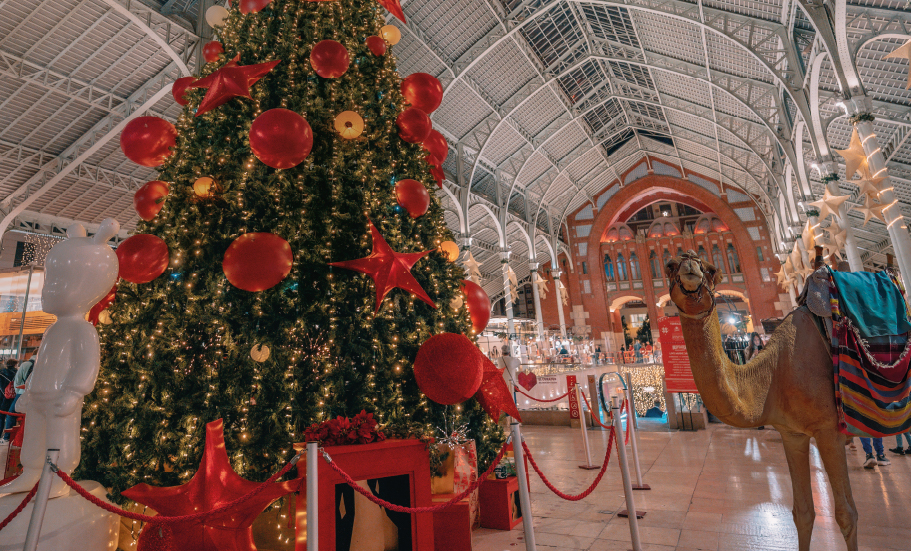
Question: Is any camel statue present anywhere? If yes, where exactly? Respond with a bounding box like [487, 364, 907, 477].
[665, 251, 857, 551]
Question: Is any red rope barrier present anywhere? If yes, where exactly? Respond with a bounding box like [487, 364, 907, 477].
[514, 388, 571, 403]
[0, 482, 38, 532]
[54, 456, 300, 524]
[0, 474, 19, 487]
[578, 391, 614, 431]
[522, 428, 615, 501]
[325, 441, 510, 514]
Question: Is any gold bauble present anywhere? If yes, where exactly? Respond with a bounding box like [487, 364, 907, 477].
[97, 310, 113, 325]
[450, 296, 464, 310]
[439, 241, 459, 262]
[251, 344, 271, 362]
[334, 111, 365, 139]
[380, 25, 401, 45]
[194, 177, 215, 198]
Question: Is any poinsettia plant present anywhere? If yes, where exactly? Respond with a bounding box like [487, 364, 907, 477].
[303, 410, 387, 446]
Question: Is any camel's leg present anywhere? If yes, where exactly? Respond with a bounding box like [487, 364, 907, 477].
[780, 429, 815, 551]
[815, 429, 858, 551]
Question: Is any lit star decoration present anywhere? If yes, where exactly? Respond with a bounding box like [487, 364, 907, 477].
[856, 193, 890, 226]
[807, 188, 850, 221]
[775, 265, 788, 288]
[475, 356, 521, 422]
[557, 279, 569, 306]
[376, 0, 406, 23]
[534, 272, 549, 300]
[329, 220, 437, 313]
[802, 219, 817, 252]
[190, 55, 281, 116]
[854, 173, 886, 199]
[122, 419, 297, 551]
[834, 128, 869, 180]
[884, 40, 911, 89]
[506, 266, 519, 302]
[462, 251, 482, 283]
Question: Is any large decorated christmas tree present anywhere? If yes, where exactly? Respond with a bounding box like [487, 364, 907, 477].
[78, 0, 505, 498]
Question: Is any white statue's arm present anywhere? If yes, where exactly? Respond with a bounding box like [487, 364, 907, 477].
[56, 327, 101, 417]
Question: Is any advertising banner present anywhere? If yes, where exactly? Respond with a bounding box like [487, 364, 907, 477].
[566, 375, 580, 419]
[658, 316, 699, 393]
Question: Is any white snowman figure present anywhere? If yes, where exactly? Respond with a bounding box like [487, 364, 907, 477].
[1, 219, 119, 498]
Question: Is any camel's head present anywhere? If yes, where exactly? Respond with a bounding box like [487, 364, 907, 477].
[665, 251, 722, 317]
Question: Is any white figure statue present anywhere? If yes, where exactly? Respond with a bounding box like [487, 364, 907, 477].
[1, 219, 119, 498]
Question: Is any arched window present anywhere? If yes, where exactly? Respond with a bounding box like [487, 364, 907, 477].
[712, 244, 725, 272]
[603, 254, 614, 281]
[727, 244, 741, 273]
[629, 253, 641, 280]
[617, 253, 628, 281]
[649, 251, 660, 279]
[697, 246, 709, 264]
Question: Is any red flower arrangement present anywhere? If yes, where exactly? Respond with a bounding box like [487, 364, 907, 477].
[303, 410, 387, 446]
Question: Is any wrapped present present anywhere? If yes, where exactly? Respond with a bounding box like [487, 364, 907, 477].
[451, 440, 479, 529]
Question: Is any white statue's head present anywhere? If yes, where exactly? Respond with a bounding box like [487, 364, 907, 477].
[42, 219, 120, 316]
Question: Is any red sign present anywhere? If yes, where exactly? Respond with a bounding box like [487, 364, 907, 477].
[566, 375, 580, 419]
[657, 316, 699, 393]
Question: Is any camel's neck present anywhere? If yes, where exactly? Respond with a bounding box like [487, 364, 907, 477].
[678, 309, 773, 427]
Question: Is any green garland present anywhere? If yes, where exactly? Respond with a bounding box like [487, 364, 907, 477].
[848, 112, 875, 125]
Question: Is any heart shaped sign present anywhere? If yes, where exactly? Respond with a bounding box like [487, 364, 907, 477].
[517, 371, 538, 391]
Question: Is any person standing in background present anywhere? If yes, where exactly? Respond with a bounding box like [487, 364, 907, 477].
[5, 354, 34, 434]
[0, 359, 18, 438]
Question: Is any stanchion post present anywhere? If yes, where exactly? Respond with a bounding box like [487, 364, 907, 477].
[575, 383, 597, 469]
[624, 379, 649, 490]
[307, 442, 319, 551]
[23, 449, 59, 551]
[612, 396, 644, 550]
[624, 373, 638, 431]
[510, 423, 537, 551]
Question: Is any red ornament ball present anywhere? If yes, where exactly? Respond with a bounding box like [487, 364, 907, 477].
[249, 109, 313, 169]
[460, 279, 491, 333]
[422, 130, 448, 166]
[401, 73, 443, 114]
[366, 36, 387, 56]
[172, 77, 195, 106]
[223, 232, 293, 292]
[240, 0, 271, 14]
[396, 108, 431, 144]
[202, 41, 224, 63]
[116, 234, 169, 284]
[134, 180, 170, 221]
[88, 285, 117, 327]
[413, 333, 485, 405]
[310, 40, 350, 78]
[136, 523, 174, 551]
[120, 117, 177, 167]
[430, 166, 444, 189]
[395, 179, 430, 218]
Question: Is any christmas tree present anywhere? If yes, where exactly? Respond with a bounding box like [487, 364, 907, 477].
[79, 0, 504, 498]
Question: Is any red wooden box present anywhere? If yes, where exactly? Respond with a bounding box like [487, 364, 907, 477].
[293, 438, 434, 551]
[431, 493, 472, 551]
[478, 476, 523, 531]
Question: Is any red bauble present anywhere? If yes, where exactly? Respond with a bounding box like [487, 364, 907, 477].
[172, 77, 195, 106]
[223, 233, 293, 292]
[460, 279, 490, 333]
[116, 234, 169, 284]
[136, 524, 173, 551]
[310, 40, 349, 78]
[366, 36, 387, 56]
[413, 333, 485, 405]
[249, 109, 313, 169]
[202, 41, 224, 63]
[240, 0, 271, 13]
[431, 166, 444, 188]
[120, 117, 177, 167]
[134, 180, 170, 221]
[395, 179, 430, 218]
[88, 285, 117, 327]
[396, 108, 431, 144]
[401, 73, 443, 114]
[422, 130, 448, 166]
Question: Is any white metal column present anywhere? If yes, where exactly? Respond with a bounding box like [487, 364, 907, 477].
[552, 270, 567, 337]
[529, 262, 545, 340]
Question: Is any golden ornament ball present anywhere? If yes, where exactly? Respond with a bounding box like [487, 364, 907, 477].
[439, 241, 459, 262]
[380, 25, 401, 45]
[450, 296, 464, 310]
[193, 177, 216, 198]
[251, 344, 271, 362]
[334, 111, 364, 139]
[98, 310, 113, 325]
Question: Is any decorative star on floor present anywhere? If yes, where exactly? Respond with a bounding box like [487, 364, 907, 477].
[376, 0, 406, 22]
[834, 128, 869, 180]
[462, 251, 482, 283]
[122, 419, 297, 551]
[190, 55, 281, 116]
[330, 220, 436, 312]
[884, 40, 911, 89]
[475, 356, 521, 422]
[855, 193, 890, 226]
[807, 188, 850, 221]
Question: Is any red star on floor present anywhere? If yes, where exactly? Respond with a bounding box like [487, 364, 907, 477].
[189, 55, 280, 116]
[122, 419, 297, 551]
[476, 356, 522, 422]
[330, 220, 437, 313]
[377, 0, 406, 22]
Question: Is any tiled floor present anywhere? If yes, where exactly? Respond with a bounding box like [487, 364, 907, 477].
[473, 423, 911, 551]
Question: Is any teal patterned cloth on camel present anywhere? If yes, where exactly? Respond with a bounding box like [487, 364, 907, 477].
[830, 270, 911, 337]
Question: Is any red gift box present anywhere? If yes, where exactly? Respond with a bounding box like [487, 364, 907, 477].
[478, 476, 523, 531]
[431, 493, 472, 551]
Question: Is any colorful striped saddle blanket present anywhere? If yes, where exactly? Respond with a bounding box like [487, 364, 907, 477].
[829, 268, 911, 438]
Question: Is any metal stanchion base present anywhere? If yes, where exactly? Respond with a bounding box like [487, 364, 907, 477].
[578, 464, 600, 470]
[617, 509, 646, 519]
[632, 484, 651, 490]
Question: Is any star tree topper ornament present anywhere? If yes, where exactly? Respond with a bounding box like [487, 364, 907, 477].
[807, 188, 850, 221]
[834, 128, 869, 180]
[122, 419, 297, 551]
[475, 356, 522, 421]
[884, 40, 911, 89]
[190, 55, 280, 116]
[330, 220, 436, 312]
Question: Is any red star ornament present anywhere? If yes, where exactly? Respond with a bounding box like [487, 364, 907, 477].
[122, 419, 297, 551]
[189, 55, 280, 116]
[475, 356, 522, 422]
[330, 221, 437, 312]
[377, 0, 406, 22]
